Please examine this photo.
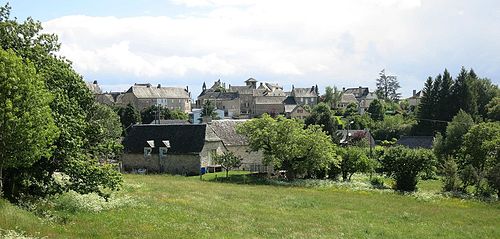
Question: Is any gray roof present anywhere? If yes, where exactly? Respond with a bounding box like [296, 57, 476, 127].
[209, 120, 249, 146]
[86, 82, 102, 94]
[148, 120, 190, 125]
[127, 85, 189, 99]
[340, 93, 358, 104]
[337, 130, 375, 147]
[199, 92, 239, 101]
[396, 136, 434, 149]
[255, 96, 287, 105]
[344, 87, 369, 98]
[229, 85, 254, 95]
[293, 87, 317, 98]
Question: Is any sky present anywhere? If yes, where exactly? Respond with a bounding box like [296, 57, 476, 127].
[4, 0, 500, 98]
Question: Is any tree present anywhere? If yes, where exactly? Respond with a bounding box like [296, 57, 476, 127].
[118, 103, 141, 129]
[371, 115, 415, 141]
[367, 99, 385, 121]
[344, 102, 359, 117]
[85, 103, 123, 162]
[322, 86, 334, 106]
[337, 147, 373, 181]
[379, 146, 435, 191]
[200, 100, 218, 121]
[0, 4, 122, 200]
[460, 122, 500, 195]
[433, 110, 474, 161]
[0, 49, 58, 197]
[305, 103, 339, 139]
[212, 151, 242, 178]
[237, 114, 337, 179]
[375, 69, 400, 101]
[486, 97, 500, 121]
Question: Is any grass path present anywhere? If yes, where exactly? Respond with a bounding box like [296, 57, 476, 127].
[1, 173, 499, 238]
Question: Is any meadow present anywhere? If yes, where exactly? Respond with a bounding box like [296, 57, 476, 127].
[1, 172, 499, 238]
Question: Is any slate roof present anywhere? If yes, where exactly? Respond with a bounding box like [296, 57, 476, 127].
[255, 96, 287, 105]
[283, 96, 297, 105]
[340, 93, 358, 103]
[209, 120, 249, 146]
[337, 130, 376, 147]
[148, 120, 190, 125]
[293, 87, 317, 98]
[126, 84, 190, 99]
[396, 136, 434, 149]
[229, 85, 254, 95]
[344, 87, 369, 98]
[123, 124, 206, 154]
[199, 92, 239, 100]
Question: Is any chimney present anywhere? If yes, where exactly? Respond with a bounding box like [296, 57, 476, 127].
[157, 84, 161, 88]
[93, 80, 98, 84]
[186, 86, 189, 92]
[413, 90, 416, 97]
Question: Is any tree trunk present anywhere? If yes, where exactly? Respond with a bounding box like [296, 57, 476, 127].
[226, 169, 229, 178]
[0, 164, 3, 197]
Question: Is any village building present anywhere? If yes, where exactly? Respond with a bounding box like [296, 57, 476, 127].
[228, 78, 257, 115]
[407, 90, 422, 107]
[197, 80, 241, 117]
[342, 86, 378, 114]
[121, 124, 224, 175]
[290, 85, 319, 107]
[208, 120, 269, 172]
[120, 83, 191, 112]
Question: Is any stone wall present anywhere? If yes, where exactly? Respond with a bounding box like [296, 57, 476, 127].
[122, 153, 201, 175]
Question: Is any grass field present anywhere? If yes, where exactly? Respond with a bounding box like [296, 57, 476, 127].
[1, 172, 499, 238]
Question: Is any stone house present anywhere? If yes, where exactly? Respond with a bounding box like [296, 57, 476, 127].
[407, 90, 422, 107]
[342, 86, 378, 114]
[338, 93, 358, 108]
[286, 105, 311, 120]
[208, 120, 269, 172]
[228, 78, 257, 115]
[290, 85, 319, 107]
[197, 80, 241, 117]
[120, 83, 191, 112]
[121, 124, 224, 175]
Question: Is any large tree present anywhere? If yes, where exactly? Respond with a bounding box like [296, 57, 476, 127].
[0, 49, 58, 196]
[305, 103, 339, 140]
[0, 4, 122, 199]
[375, 69, 401, 101]
[237, 114, 337, 179]
[367, 99, 385, 121]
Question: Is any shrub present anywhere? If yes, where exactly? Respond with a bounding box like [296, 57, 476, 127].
[370, 177, 385, 189]
[338, 147, 374, 181]
[379, 146, 433, 191]
[442, 159, 461, 192]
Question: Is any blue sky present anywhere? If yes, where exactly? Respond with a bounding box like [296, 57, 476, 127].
[4, 0, 500, 98]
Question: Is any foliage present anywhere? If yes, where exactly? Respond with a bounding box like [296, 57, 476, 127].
[347, 114, 373, 131]
[200, 100, 218, 120]
[486, 97, 500, 121]
[343, 102, 359, 117]
[117, 103, 141, 129]
[371, 115, 415, 141]
[237, 114, 337, 179]
[305, 102, 339, 139]
[141, 105, 189, 124]
[322, 86, 334, 106]
[367, 99, 385, 121]
[85, 103, 123, 162]
[375, 69, 401, 101]
[379, 146, 435, 191]
[415, 67, 498, 135]
[212, 151, 242, 178]
[441, 159, 461, 192]
[337, 147, 374, 181]
[0, 49, 59, 196]
[0, 4, 122, 200]
[459, 122, 500, 196]
[433, 110, 474, 161]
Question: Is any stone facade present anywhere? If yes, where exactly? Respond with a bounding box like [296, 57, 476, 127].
[122, 153, 201, 175]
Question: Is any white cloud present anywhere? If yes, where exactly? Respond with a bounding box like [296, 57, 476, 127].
[42, 0, 500, 96]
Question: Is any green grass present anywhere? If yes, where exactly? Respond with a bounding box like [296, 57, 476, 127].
[1, 173, 499, 238]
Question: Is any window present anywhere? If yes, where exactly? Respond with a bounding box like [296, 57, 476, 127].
[159, 147, 168, 157]
[297, 109, 303, 113]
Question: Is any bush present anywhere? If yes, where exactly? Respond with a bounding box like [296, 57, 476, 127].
[442, 159, 461, 192]
[379, 146, 434, 191]
[370, 177, 385, 189]
[338, 147, 374, 181]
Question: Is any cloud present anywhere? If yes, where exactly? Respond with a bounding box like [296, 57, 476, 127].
[42, 0, 500, 96]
